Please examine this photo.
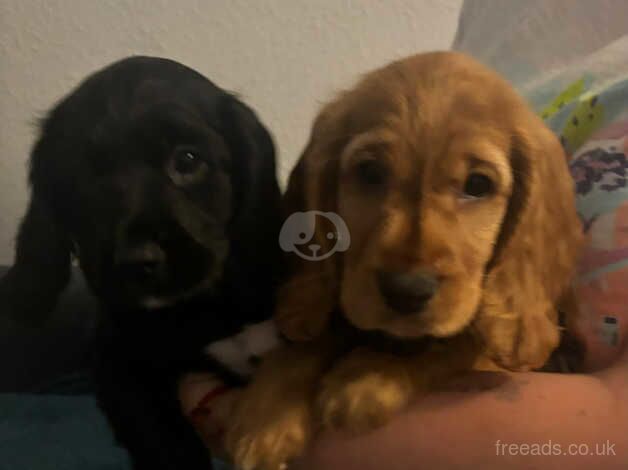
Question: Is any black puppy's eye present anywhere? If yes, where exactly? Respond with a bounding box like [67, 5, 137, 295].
[462, 173, 495, 199]
[167, 147, 209, 185]
[355, 158, 388, 187]
[174, 151, 202, 174]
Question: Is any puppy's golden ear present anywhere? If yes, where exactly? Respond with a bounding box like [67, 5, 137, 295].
[476, 119, 583, 370]
[275, 107, 344, 341]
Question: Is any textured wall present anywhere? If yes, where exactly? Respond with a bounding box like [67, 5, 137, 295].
[0, 0, 462, 263]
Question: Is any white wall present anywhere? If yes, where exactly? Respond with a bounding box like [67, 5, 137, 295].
[0, 0, 462, 264]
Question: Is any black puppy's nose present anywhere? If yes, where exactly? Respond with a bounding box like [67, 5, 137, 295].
[376, 270, 439, 314]
[115, 242, 166, 283]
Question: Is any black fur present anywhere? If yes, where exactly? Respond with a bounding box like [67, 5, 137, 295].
[0, 56, 282, 469]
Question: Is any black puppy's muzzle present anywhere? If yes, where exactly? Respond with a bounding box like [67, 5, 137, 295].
[114, 241, 167, 288]
[112, 211, 215, 301]
[376, 270, 440, 314]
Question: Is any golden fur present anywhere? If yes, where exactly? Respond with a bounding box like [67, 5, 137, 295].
[226, 51, 583, 470]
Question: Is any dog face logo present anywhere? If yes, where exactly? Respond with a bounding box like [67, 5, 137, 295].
[279, 211, 350, 261]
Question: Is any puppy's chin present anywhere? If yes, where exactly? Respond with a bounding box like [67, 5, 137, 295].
[104, 260, 222, 312]
[140, 296, 178, 310]
[131, 273, 220, 311]
[341, 274, 482, 339]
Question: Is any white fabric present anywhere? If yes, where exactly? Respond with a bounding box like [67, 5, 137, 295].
[204, 320, 281, 380]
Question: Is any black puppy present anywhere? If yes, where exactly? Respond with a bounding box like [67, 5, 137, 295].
[0, 56, 282, 469]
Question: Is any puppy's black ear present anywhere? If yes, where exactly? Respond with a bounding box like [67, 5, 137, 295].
[0, 152, 72, 326]
[218, 96, 282, 321]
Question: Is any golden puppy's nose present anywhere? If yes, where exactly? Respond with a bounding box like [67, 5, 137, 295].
[376, 270, 439, 314]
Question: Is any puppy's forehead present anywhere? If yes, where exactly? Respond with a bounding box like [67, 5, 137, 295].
[343, 53, 521, 164]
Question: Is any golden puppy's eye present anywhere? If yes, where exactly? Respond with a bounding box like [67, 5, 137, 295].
[355, 158, 388, 188]
[462, 173, 495, 199]
[167, 147, 209, 185]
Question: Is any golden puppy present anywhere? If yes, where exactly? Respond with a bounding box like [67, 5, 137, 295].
[226, 51, 583, 470]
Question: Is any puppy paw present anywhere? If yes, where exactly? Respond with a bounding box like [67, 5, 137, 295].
[223, 341, 334, 469]
[475, 310, 560, 371]
[226, 401, 309, 470]
[316, 350, 414, 434]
